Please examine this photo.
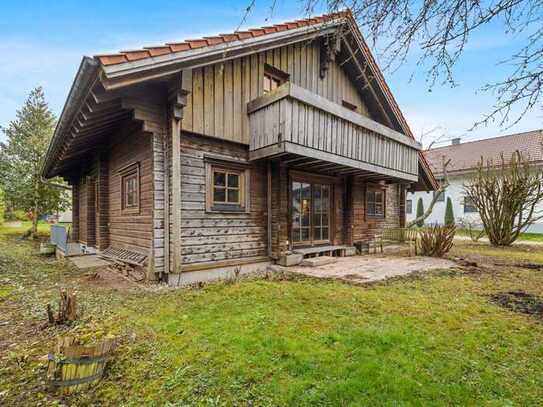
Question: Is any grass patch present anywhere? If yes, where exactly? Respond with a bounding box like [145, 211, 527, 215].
[456, 228, 543, 242]
[1, 229, 543, 405]
[452, 240, 543, 264]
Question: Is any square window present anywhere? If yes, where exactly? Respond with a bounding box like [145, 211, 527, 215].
[464, 196, 478, 213]
[207, 162, 249, 212]
[433, 190, 445, 202]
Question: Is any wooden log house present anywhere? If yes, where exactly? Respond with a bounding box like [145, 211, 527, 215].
[42, 11, 437, 285]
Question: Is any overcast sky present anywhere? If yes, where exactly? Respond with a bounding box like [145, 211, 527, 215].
[1, 0, 541, 148]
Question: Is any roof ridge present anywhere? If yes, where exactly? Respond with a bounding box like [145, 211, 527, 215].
[429, 129, 543, 151]
[95, 11, 349, 66]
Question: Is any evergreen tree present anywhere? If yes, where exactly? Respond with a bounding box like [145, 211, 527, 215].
[0, 188, 5, 225]
[0, 87, 69, 237]
[444, 197, 454, 226]
[416, 197, 424, 227]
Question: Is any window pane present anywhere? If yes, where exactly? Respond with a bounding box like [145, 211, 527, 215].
[214, 187, 226, 202]
[214, 172, 225, 187]
[227, 189, 239, 203]
[301, 228, 310, 241]
[124, 175, 137, 208]
[322, 213, 329, 227]
[313, 213, 322, 227]
[227, 173, 239, 188]
[322, 227, 329, 240]
[302, 212, 310, 228]
[322, 185, 329, 201]
[292, 228, 300, 242]
[301, 183, 311, 200]
[292, 213, 300, 229]
[314, 227, 321, 241]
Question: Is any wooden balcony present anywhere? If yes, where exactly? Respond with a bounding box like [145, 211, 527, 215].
[247, 83, 421, 182]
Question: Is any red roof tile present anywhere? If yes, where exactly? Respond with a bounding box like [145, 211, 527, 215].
[95, 11, 348, 66]
[425, 130, 543, 175]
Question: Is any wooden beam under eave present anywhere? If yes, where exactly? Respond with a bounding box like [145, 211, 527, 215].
[342, 34, 395, 130]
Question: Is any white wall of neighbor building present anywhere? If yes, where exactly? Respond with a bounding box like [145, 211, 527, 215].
[406, 174, 543, 234]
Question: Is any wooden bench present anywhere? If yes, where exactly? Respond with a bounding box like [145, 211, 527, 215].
[377, 227, 419, 255]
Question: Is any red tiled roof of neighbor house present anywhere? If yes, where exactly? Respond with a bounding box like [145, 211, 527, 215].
[425, 130, 543, 175]
[94, 12, 349, 66]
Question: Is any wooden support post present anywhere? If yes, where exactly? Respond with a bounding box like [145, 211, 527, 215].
[170, 116, 182, 273]
[163, 131, 171, 274]
[168, 70, 191, 274]
[267, 160, 272, 257]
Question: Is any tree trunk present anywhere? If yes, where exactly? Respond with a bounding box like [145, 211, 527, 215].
[31, 215, 39, 239]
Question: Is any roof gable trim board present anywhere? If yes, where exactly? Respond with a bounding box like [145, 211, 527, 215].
[99, 19, 344, 80]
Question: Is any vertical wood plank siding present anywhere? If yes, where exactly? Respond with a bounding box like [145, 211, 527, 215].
[178, 133, 268, 265]
[181, 41, 369, 144]
[249, 96, 419, 177]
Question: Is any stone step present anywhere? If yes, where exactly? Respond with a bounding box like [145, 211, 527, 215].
[301, 256, 337, 267]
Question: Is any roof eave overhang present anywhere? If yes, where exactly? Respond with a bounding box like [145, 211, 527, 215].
[99, 18, 345, 90]
[343, 14, 438, 191]
[42, 57, 100, 178]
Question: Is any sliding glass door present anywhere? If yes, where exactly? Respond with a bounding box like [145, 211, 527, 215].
[291, 181, 331, 246]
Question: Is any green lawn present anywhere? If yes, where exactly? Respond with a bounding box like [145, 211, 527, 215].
[1, 225, 543, 406]
[456, 227, 543, 242]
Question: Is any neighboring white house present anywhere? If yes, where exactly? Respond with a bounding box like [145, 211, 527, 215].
[406, 130, 543, 233]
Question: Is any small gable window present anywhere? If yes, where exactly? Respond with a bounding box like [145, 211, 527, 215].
[342, 100, 358, 112]
[367, 188, 385, 218]
[119, 163, 140, 213]
[263, 64, 289, 94]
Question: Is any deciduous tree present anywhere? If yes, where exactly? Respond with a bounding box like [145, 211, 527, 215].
[463, 152, 543, 245]
[295, 0, 543, 128]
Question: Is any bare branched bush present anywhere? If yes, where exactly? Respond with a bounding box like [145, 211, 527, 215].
[418, 224, 456, 257]
[458, 218, 486, 242]
[464, 152, 543, 246]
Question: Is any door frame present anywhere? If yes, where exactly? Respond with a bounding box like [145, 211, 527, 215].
[288, 170, 337, 248]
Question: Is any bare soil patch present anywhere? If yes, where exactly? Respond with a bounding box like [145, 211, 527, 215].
[488, 290, 543, 318]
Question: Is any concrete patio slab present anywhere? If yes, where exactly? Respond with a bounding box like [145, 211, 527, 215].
[68, 255, 111, 271]
[280, 255, 456, 284]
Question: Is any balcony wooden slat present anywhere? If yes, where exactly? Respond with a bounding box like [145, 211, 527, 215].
[248, 82, 420, 182]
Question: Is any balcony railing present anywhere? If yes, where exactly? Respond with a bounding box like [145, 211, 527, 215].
[247, 82, 421, 182]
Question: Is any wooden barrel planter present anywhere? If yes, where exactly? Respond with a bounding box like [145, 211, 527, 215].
[47, 336, 116, 394]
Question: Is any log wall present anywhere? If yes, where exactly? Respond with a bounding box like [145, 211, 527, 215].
[178, 132, 268, 265]
[107, 130, 154, 253]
